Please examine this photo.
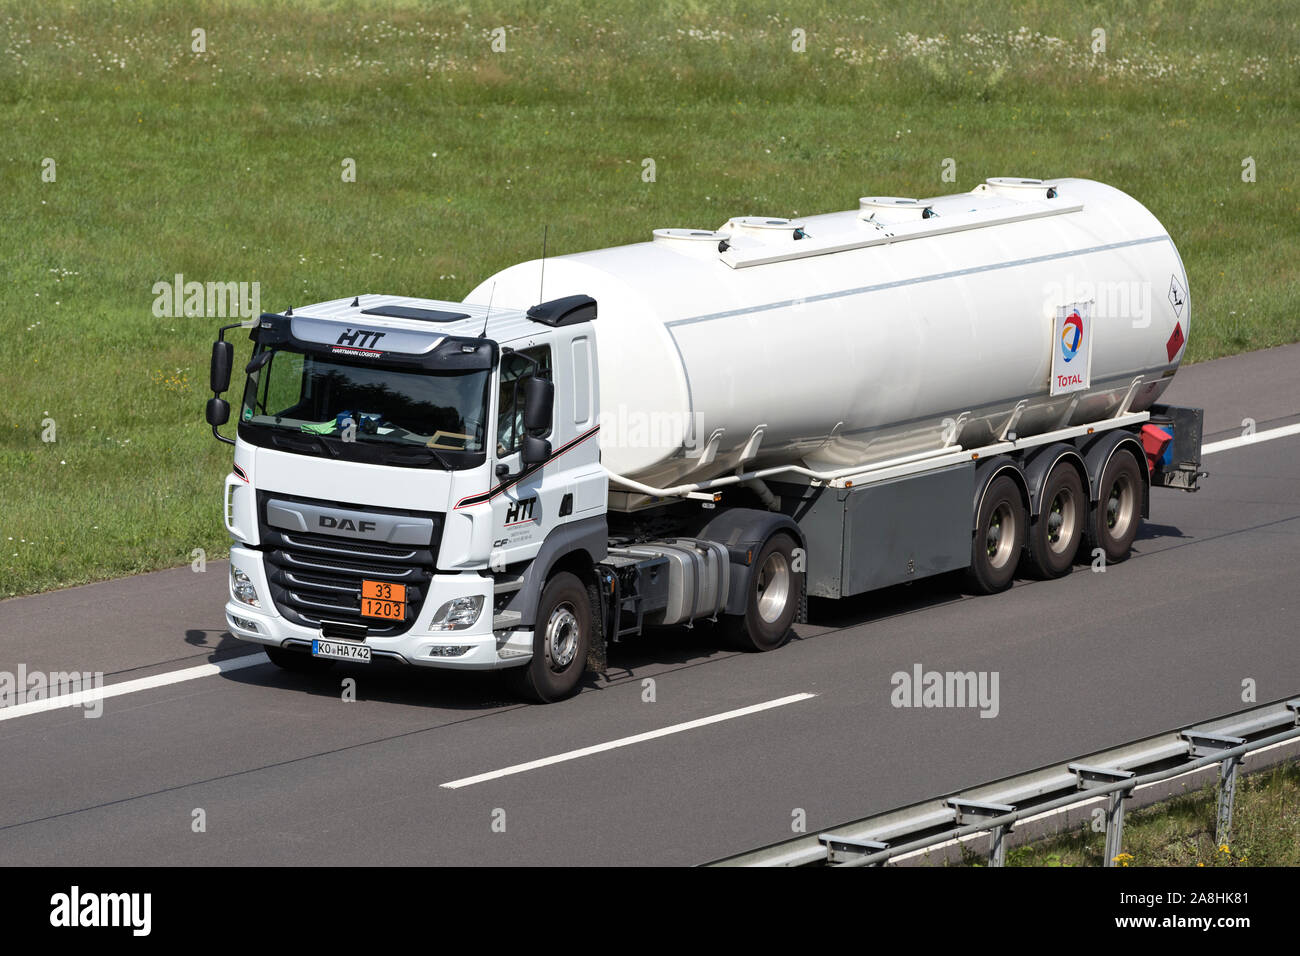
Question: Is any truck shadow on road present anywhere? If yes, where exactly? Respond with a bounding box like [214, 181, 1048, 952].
[802, 573, 970, 632]
[184, 628, 246, 653]
[212, 637, 527, 711]
[1134, 521, 1193, 542]
[207, 523, 1199, 706]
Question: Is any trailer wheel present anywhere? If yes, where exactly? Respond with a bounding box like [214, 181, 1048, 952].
[1026, 462, 1086, 579]
[1089, 450, 1143, 564]
[512, 571, 592, 703]
[723, 532, 802, 652]
[265, 644, 335, 674]
[967, 474, 1026, 594]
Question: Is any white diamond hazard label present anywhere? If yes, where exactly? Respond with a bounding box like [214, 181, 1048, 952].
[1168, 274, 1186, 318]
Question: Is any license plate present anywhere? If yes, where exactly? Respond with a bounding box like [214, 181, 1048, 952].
[361, 580, 405, 620]
[312, 639, 372, 663]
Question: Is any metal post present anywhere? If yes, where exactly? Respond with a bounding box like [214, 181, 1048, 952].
[1181, 731, 1246, 850]
[1216, 754, 1242, 847]
[1103, 790, 1127, 867]
[988, 824, 1007, 867]
[1069, 763, 1135, 867]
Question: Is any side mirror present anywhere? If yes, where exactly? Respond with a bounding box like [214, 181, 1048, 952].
[206, 397, 231, 428]
[522, 375, 554, 433]
[521, 434, 551, 468]
[210, 341, 234, 394]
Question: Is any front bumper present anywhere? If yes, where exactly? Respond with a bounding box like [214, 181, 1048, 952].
[224, 546, 532, 670]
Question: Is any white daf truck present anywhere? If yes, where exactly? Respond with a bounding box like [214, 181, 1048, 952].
[205, 177, 1204, 702]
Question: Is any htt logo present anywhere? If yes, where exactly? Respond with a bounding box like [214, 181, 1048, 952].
[506, 497, 537, 524]
[336, 328, 386, 349]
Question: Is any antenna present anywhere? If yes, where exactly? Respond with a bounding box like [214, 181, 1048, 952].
[479, 282, 496, 338]
[538, 225, 549, 303]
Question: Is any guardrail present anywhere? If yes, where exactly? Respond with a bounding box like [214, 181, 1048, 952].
[708, 698, 1300, 867]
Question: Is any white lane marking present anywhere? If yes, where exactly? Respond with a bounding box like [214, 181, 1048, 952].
[1202, 423, 1300, 456]
[441, 692, 818, 789]
[0, 653, 268, 722]
[3, 421, 1288, 727]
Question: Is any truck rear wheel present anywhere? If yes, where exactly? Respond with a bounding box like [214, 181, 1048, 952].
[1026, 462, 1085, 578]
[723, 532, 801, 652]
[967, 474, 1026, 594]
[1089, 450, 1143, 564]
[512, 571, 592, 703]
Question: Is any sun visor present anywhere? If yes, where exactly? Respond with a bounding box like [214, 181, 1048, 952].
[251, 313, 497, 370]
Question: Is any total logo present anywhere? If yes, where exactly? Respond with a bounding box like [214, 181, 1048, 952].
[1060, 310, 1084, 362]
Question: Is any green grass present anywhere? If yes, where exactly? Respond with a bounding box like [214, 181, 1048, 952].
[994, 760, 1300, 867]
[1, 0, 1297, 596]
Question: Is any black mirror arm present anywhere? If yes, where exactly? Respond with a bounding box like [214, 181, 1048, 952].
[208, 322, 245, 446]
[214, 323, 245, 358]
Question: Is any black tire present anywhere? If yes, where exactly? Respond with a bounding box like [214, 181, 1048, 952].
[723, 532, 802, 652]
[265, 644, 335, 673]
[511, 571, 592, 703]
[1089, 449, 1143, 564]
[967, 473, 1027, 594]
[1025, 461, 1086, 579]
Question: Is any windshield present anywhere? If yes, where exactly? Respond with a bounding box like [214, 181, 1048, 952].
[238, 347, 491, 469]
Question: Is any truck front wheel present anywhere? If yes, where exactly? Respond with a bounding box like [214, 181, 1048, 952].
[512, 571, 592, 703]
[723, 532, 802, 652]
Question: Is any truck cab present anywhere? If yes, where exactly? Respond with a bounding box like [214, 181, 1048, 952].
[206, 293, 609, 701]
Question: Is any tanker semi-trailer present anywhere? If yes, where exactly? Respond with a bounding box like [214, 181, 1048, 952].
[204, 176, 1204, 702]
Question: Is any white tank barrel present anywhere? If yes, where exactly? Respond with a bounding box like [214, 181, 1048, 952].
[466, 178, 1190, 494]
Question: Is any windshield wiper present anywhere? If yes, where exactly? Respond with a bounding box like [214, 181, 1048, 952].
[269, 427, 454, 469]
[271, 432, 339, 458]
[386, 444, 452, 470]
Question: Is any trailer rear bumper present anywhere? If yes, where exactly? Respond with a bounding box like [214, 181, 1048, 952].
[1148, 403, 1206, 492]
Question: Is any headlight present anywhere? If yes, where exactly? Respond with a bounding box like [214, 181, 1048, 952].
[428, 595, 484, 631]
[230, 565, 260, 607]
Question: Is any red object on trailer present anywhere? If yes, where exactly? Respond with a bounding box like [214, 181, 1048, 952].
[1140, 424, 1173, 471]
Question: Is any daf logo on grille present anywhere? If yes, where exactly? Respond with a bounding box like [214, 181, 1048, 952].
[319, 515, 376, 534]
[265, 498, 434, 546]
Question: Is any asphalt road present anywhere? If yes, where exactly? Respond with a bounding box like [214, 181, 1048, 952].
[1, 345, 1297, 865]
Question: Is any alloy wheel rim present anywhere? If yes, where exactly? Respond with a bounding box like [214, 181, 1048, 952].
[545, 602, 580, 671]
[1046, 488, 1077, 555]
[1106, 474, 1136, 539]
[986, 501, 1016, 568]
[756, 552, 791, 624]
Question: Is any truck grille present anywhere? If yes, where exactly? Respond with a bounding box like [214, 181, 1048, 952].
[257, 494, 441, 637]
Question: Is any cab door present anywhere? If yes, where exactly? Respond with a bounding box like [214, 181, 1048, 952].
[489, 329, 605, 569]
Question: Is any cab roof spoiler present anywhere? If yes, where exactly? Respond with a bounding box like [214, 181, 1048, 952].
[526, 294, 597, 328]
